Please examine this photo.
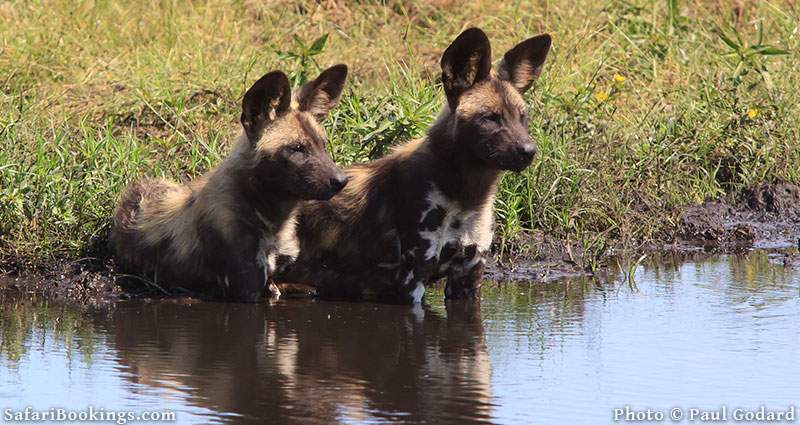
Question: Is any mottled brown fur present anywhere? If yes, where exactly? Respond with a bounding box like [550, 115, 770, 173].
[280, 29, 552, 303]
[111, 66, 349, 302]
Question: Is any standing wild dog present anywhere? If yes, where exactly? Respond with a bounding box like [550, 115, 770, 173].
[111, 65, 349, 302]
[280, 28, 551, 303]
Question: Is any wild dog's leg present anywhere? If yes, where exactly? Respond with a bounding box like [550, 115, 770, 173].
[389, 253, 427, 304]
[266, 281, 282, 298]
[222, 238, 268, 302]
[381, 231, 436, 304]
[444, 244, 485, 300]
[225, 261, 266, 302]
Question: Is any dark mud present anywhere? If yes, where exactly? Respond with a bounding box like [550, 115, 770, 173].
[3, 182, 800, 303]
[675, 180, 800, 251]
[485, 230, 596, 282]
[489, 181, 800, 282]
[0, 258, 120, 306]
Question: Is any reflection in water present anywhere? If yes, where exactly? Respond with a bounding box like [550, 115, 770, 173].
[0, 296, 98, 363]
[0, 251, 798, 425]
[97, 300, 493, 424]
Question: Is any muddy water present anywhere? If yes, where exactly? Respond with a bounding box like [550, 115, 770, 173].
[1, 252, 799, 425]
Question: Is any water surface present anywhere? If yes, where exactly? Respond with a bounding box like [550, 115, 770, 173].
[1, 252, 798, 424]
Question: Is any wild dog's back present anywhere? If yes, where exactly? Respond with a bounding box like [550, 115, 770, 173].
[110, 177, 204, 287]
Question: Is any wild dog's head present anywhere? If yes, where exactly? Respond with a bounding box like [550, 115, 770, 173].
[240, 65, 349, 200]
[441, 28, 551, 172]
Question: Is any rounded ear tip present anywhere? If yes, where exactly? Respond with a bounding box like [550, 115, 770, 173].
[462, 27, 486, 35]
[533, 33, 552, 46]
[459, 27, 489, 43]
[330, 63, 348, 76]
[259, 70, 291, 87]
[319, 64, 348, 82]
[263, 70, 288, 78]
[442, 27, 491, 67]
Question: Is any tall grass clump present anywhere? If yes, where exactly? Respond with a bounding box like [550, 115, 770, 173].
[0, 0, 797, 265]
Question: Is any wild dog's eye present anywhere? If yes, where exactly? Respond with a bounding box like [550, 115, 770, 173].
[520, 110, 528, 121]
[482, 112, 502, 123]
[289, 142, 306, 153]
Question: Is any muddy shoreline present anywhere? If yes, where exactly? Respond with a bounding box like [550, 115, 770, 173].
[3, 182, 799, 305]
[488, 182, 800, 281]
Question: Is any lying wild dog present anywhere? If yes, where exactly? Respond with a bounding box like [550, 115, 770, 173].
[111, 65, 349, 302]
[280, 28, 551, 303]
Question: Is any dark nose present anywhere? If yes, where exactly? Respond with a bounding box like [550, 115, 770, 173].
[329, 174, 349, 192]
[517, 142, 536, 160]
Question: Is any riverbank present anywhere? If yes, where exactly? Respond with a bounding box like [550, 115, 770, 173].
[489, 180, 800, 278]
[3, 252, 796, 425]
[1, 1, 798, 299]
[2, 182, 798, 304]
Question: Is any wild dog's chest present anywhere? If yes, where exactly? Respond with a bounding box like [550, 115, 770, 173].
[414, 187, 494, 267]
[255, 211, 300, 280]
[256, 234, 279, 278]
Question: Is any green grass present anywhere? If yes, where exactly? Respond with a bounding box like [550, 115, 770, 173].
[1, 0, 798, 264]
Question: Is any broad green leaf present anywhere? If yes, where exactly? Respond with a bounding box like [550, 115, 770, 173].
[309, 34, 329, 55]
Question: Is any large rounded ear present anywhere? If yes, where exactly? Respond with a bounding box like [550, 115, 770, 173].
[497, 34, 551, 94]
[440, 27, 492, 109]
[296, 64, 348, 119]
[241, 71, 292, 142]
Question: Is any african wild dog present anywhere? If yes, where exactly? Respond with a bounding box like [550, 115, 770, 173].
[111, 65, 349, 302]
[280, 28, 551, 303]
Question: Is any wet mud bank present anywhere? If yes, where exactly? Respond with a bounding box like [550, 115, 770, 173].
[3, 182, 800, 303]
[488, 181, 800, 282]
[0, 258, 120, 306]
[677, 181, 800, 250]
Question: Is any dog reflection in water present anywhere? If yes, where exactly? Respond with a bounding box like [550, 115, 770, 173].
[98, 301, 492, 424]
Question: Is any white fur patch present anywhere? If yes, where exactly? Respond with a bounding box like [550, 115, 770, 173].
[255, 209, 300, 282]
[256, 235, 276, 282]
[274, 210, 300, 264]
[417, 186, 494, 261]
[410, 282, 425, 304]
[403, 270, 415, 287]
[268, 282, 282, 298]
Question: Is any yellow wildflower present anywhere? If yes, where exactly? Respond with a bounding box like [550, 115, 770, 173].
[747, 107, 759, 119]
[613, 74, 626, 83]
[595, 90, 609, 102]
